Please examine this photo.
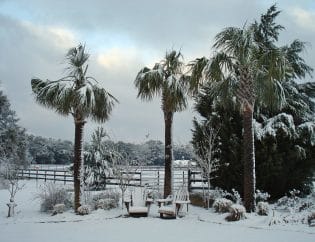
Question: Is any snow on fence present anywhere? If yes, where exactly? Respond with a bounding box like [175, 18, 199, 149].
[17, 166, 207, 191]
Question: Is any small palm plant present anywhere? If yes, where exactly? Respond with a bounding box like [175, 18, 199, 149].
[31, 44, 118, 211]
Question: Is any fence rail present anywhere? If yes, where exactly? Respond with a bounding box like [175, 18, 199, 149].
[17, 169, 142, 186]
[18, 166, 207, 191]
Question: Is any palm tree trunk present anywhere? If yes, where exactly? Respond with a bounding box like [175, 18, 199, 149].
[73, 120, 85, 212]
[243, 103, 256, 212]
[164, 111, 174, 198]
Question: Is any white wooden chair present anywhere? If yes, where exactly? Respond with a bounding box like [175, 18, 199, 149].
[156, 194, 173, 207]
[158, 186, 190, 218]
[124, 188, 153, 217]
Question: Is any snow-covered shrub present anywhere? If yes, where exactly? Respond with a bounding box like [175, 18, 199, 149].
[275, 189, 311, 213]
[255, 190, 270, 202]
[213, 198, 233, 213]
[36, 183, 72, 212]
[307, 211, 315, 226]
[226, 204, 246, 221]
[92, 190, 120, 210]
[200, 188, 230, 206]
[230, 189, 242, 204]
[77, 205, 91, 215]
[257, 201, 269, 216]
[95, 198, 117, 210]
[53, 203, 65, 214]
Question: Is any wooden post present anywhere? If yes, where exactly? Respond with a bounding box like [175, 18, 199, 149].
[140, 172, 142, 187]
[157, 171, 160, 191]
[44, 170, 47, 182]
[188, 169, 191, 192]
[64, 171, 66, 185]
[54, 170, 56, 183]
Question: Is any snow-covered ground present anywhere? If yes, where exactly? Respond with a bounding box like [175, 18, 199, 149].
[0, 180, 314, 242]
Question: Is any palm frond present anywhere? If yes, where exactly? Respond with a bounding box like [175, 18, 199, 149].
[188, 57, 209, 93]
[134, 66, 164, 101]
[283, 40, 313, 79]
[31, 78, 76, 116]
[204, 52, 234, 82]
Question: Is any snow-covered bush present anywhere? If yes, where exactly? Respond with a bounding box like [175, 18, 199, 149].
[257, 201, 269, 216]
[77, 205, 91, 215]
[307, 211, 315, 226]
[36, 183, 72, 212]
[255, 190, 270, 202]
[230, 189, 242, 204]
[276, 189, 304, 213]
[199, 188, 231, 206]
[95, 198, 117, 210]
[53, 203, 65, 214]
[226, 204, 246, 221]
[92, 190, 120, 210]
[213, 198, 233, 213]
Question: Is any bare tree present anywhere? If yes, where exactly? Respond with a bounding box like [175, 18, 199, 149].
[0, 162, 25, 217]
[194, 120, 220, 209]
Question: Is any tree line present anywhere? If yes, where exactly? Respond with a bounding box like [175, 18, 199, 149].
[0, 92, 193, 166]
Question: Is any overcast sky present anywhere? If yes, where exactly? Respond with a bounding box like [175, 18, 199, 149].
[0, 0, 314, 143]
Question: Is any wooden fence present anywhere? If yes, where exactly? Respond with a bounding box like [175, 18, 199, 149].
[17, 166, 207, 191]
[17, 169, 142, 186]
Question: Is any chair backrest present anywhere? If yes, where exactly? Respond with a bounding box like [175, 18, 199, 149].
[128, 187, 151, 206]
[174, 186, 189, 202]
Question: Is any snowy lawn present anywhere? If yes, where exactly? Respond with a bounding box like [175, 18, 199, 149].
[0, 181, 314, 242]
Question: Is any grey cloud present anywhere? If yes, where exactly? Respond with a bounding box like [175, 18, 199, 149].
[0, 13, 194, 143]
[3, 1, 264, 53]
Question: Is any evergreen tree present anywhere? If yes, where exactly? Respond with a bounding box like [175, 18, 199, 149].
[192, 81, 315, 199]
[0, 90, 28, 168]
[190, 5, 312, 211]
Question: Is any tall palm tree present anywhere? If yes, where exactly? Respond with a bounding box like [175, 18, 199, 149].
[135, 50, 190, 197]
[31, 44, 118, 211]
[190, 5, 312, 212]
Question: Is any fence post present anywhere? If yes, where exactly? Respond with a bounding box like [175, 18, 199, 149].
[188, 169, 191, 192]
[157, 171, 160, 190]
[44, 170, 47, 182]
[54, 170, 56, 183]
[140, 172, 142, 187]
[64, 171, 66, 185]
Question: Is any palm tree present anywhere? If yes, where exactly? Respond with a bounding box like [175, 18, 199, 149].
[31, 44, 118, 211]
[190, 5, 312, 212]
[134, 50, 190, 197]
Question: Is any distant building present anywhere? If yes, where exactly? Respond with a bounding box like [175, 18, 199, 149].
[173, 160, 196, 167]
